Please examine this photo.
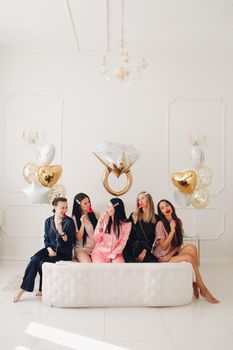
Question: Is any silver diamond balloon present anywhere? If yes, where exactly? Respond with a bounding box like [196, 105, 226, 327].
[94, 142, 140, 177]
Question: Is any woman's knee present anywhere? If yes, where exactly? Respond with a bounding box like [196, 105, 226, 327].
[113, 254, 125, 263]
[185, 244, 198, 256]
[182, 254, 195, 264]
[30, 255, 40, 265]
[76, 251, 92, 263]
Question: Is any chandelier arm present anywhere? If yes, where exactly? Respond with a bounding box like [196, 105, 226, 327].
[121, 0, 125, 49]
[106, 0, 110, 53]
[66, 0, 80, 51]
[100, 0, 146, 82]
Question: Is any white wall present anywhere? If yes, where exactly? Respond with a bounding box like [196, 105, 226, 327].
[0, 49, 233, 261]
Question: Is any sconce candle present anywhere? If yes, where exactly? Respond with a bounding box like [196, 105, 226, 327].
[22, 130, 39, 144]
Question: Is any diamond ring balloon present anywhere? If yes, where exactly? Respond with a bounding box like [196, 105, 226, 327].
[94, 142, 140, 177]
[94, 142, 140, 196]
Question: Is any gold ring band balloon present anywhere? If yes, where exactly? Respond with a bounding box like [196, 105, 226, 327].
[103, 168, 132, 196]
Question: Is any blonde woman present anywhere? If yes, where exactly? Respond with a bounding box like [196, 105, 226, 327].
[123, 191, 159, 263]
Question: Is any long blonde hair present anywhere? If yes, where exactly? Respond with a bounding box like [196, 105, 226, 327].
[136, 191, 157, 224]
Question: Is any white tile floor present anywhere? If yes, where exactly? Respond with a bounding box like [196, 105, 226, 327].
[0, 261, 233, 350]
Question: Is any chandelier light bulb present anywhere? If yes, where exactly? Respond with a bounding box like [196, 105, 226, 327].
[122, 50, 129, 62]
[115, 67, 128, 81]
[100, 55, 107, 66]
[139, 57, 146, 69]
[99, 0, 147, 83]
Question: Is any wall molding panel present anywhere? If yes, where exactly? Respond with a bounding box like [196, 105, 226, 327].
[167, 98, 226, 195]
[3, 94, 64, 193]
[2, 205, 51, 238]
[176, 207, 225, 240]
[1, 94, 64, 255]
[167, 98, 226, 241]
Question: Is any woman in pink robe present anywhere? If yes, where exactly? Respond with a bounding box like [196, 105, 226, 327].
[92, 198, 131, 263]
[153, 199, 219, 304]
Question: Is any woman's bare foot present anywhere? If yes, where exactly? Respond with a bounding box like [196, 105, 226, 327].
[193, 282, 199, 299]
[35, 291, 42, 297]
[13, 288, 24, 302]
[200, 288, 220, 304]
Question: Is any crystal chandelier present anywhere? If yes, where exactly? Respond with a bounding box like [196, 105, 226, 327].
[100, 0, 147, 83]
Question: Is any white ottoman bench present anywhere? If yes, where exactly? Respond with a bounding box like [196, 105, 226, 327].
[42, 262, 193, 308]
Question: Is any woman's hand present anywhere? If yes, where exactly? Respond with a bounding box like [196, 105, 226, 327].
[137, 249, 147, 262]
[99, 212, 108, 227]
[160, 254, 171, 262]
[80, 214, 88, 225]
[132, 210, 139, 224]
[47, 247, 57, 257]
[161, 247, 178, 262]
[170, 219, 176, 232]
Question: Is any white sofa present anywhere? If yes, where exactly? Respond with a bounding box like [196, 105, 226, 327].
[42, 261, 193, 307]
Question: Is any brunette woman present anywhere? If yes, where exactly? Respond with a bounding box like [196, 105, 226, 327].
[153, 199, 219, 304]
[92, 198, 131, 263]
[72, 193, 99, 262]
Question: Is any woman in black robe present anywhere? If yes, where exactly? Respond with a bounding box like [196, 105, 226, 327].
[123, 191, 159, 263]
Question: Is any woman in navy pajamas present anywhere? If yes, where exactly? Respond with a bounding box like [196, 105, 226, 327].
[14, 197, 75, 302]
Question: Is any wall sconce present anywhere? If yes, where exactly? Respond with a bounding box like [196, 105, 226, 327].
[22, 130, 39, 144]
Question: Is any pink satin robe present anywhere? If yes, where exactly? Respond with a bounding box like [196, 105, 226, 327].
[91, 218, 131, 263]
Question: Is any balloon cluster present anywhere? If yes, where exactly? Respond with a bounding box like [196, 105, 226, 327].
[170, 139, 212, 209]
[22, 143, 66, 204]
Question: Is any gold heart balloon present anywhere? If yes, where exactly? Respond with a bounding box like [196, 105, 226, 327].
[38, 165, 62, 188]
[171, 170, 197, 194]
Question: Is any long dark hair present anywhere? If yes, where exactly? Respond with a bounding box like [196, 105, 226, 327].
[157, 199, 183, 248]
[72, 193, 98, 246]
[105, 198, 128, 239]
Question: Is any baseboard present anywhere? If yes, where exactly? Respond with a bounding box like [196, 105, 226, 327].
[0, 256, 28, 261]
[201, 257, 233, 263]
